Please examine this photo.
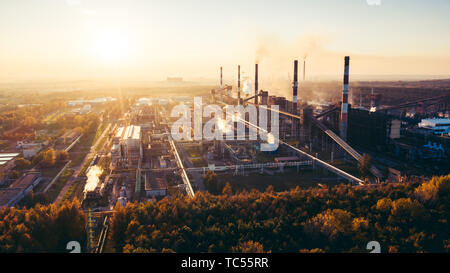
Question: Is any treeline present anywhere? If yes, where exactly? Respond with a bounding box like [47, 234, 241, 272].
[0, 200, 86, 253]
[0, 101, 64, 135]
[110, 175, 449, 253]
[47, 112, 100, 135]
[0, 176, 448, 253]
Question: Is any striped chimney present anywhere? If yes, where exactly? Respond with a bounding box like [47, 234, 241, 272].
[293, 60, 298, 114]
[340, 56, 350, 141]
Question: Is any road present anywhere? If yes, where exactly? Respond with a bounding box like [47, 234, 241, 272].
[175, 142, 205, 191]
[54, 123, 112, 204]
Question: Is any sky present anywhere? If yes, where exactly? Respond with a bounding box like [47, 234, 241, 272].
[0, 0, 449, 83]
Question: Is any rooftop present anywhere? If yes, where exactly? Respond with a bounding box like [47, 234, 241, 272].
[145, 173, 168, 191]
[0, 188, 22, 207]
[126, 125, 141, 140]
[10, 173, 40, 190]
[0, 153, 20, 158]
[0, 153, 19, 166]
[419, 118, 450, 126]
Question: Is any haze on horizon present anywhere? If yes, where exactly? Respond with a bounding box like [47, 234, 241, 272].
[1, 0, 450, 84]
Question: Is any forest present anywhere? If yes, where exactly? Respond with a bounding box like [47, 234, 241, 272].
[109, 174, 449, 253]
[0, 200, 86, 252]
[0, 175, 448, 253]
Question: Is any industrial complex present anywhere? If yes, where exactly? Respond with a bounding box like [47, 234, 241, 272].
[1, 55, 448, 253]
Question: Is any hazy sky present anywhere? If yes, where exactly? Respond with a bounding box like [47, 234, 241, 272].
[1, 0, 449, 82]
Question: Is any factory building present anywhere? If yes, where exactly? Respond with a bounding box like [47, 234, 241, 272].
[144, 173, 168, 198]
[347, 108, 401, 150]
[111, 125, 142, 168]
[0, 173, 42, 207]
[418, 118, 450, 135]
[0, 153, 20, 185]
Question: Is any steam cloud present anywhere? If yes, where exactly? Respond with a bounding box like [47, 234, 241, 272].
[84, 165, 103, 193]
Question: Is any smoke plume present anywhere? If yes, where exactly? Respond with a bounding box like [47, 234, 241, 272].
[84, 165, 103, 193]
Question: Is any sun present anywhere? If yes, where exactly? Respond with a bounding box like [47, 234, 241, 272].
[91, 28, 129, 64]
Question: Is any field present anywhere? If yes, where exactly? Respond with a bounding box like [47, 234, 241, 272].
[45, 169, 74, 202]
[216, 168, 348, 192]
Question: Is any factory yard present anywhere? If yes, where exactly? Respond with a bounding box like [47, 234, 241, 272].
[217, 169, 347, 193]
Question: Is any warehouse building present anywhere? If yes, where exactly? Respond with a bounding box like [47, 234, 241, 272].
[0, 173, 42, 207]
[111, 125, 142, 168]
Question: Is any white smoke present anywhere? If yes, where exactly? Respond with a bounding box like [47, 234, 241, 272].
[84, 165, 103, 193]
[243, 78, 253, 95]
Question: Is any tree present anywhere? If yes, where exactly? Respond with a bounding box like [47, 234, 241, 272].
[390, 198, 426, 223]
[40, 148, 55, 167]
[0, 200, 86, 252]
[232, 241, 266, 253]
[14, 158, 32, 169]
[56, 150, 69, 162]
[414, 174, 450, 204]
[358, 154, 372, 176]
[304, 209, 353, 242]
[23, 116, 38, 129]
[203, 171, 224, 195]
[222, 182, 233, 195]
[9, 170, 21, 179]
[106, 174, 449, 253]
[376, 198, 393, 212]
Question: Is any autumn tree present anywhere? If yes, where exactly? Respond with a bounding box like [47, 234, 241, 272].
[106, 174, 449, 253]
[14, 158, 32, 169]
[358, 154, 372, 176]
[0, 200, 86, 252]
[56, 150, 69, 162]
[39, 148, 56, 167]
[232, 241, 266, 253]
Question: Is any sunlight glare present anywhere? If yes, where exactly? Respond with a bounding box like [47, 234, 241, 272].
[91, 28, 129, 64]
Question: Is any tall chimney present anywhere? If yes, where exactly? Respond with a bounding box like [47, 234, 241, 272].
[303, 59, 306, 81]
[255, 63, 259, 104]
[293, 60, 298, 114]
[340, 56, 350, 141]
[237, 65, 241, 104]
[220, 66, 223, 88]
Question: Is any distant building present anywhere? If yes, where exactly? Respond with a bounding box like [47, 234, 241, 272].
[23, 147, 41, 159]
[418, 118, 450, 135]
[167, 77, 183, 82]
[81, 104, 91, 114]
[136, 98, 151, 106]
[68, 97, 116, 106]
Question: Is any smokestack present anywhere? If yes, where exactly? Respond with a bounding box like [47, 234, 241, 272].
[340, 56, 350, 141]
[220, 66, 223, 88]
[293, 60, 298, 114]
[255, 63, 258, 104]
[238, 65, 241, 104]
[303, 59, 306, 81]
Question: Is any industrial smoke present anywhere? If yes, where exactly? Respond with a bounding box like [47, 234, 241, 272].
[84, 165, 103, 193]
